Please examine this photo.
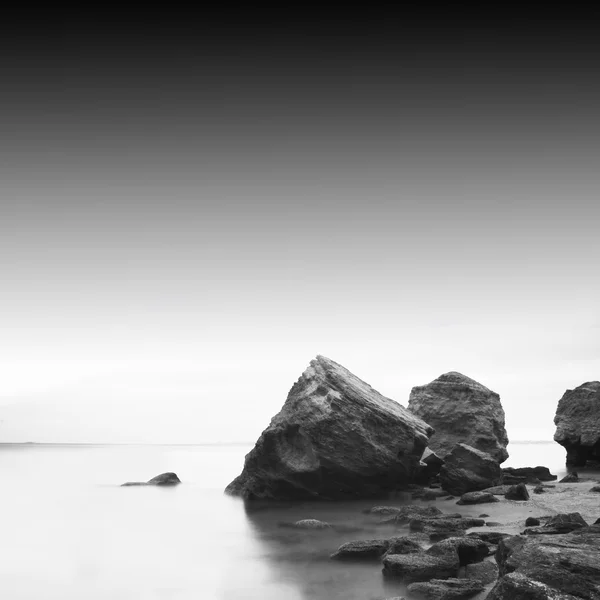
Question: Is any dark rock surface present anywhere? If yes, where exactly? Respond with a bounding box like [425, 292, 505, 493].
[330, 538, 391, 560]
[427, 537, 489, 565]
[494, 526, 600, 599]
[525, 517, 541, 527]
[439, 444, 502, 495]
[383, 552, 459, 583]
[279, 519, 332, 530]
[417, 447, 445, 483]
[225, 355, 434, 500]
[590, 486, 600, 493]
[459, 560, 499, 585]
[505, 483, 530, 501]
[407, 577, 485, 599]
[407, 372, 509, 463]
[456, 491, 499, 505]
[385, 537, 424, 557]
[410, 517, 486, 534]
[559, 472, 579, 483]
[487, 572, 580, 600]
[524, 513, 588, 535]
[121, 472, 181, 486]
[554, 381, 600, 467]
[367, 504, 443, 521]
[502, 466, 557, 483]
[467, 531, 511, 545]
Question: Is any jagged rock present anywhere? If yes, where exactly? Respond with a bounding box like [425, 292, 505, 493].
[525, 517, 540, 527]
[494, 526, 600, 599]
[456, 491, 499, 505]
[502, 466, 557, 483]
[385, 537, 424, 556]
[225, 355, 434, 500]
[559, 472, 579, 483]
[121, 472, 181, 486]
[416, 447, 445, 483]
[505, 483, 530, 501]
[554, 381, 600, 467]
[408, 372, 508, 463]
[330, 538, 391, 560]
[407, 577, 485, 599]
[459, 560, 499, 585]
[439, 444, 502, 495]
[487, 573, 580, 600]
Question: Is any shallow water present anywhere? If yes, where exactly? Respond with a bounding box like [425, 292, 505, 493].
[0, 441, 585, 599]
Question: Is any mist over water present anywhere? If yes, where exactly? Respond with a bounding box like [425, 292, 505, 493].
[0, 441, 573, 600]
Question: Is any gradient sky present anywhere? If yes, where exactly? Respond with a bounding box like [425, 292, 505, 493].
[0, 13, 598, 443]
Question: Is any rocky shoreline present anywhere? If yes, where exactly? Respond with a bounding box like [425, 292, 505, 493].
[226, 355, 600, 598]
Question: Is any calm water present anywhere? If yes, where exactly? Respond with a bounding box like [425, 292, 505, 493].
[0, 441, 573, 599]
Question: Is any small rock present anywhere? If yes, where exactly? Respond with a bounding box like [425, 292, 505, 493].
[456, 491, 500, 505]
[485, 522, 502, 527]
[504, 483, 530, 501]
[121, 472, 181, 486]
[559, 472, 579, 483]
[590, 485, 600, 492]
[407, 577, 484, 599]
[478, 513, 490, 518]
[427, 537, 489, 565]
[382, 552, 459, 583]
[278, 519, 332, 530]
[330, 538, 390, 560]
[533, 484, 546, 494]
[410, 517, 485, 533]
[525, 517, 540, 527]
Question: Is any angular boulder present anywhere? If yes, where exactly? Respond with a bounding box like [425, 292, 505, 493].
[504, 483, 530, 501]
[554, 381, 600, 466]
[456, 491, 499, 505]
[225, 356, 434, 500]
[487, 572, 580, 600]
[330, 538, 391, 560]
[408, 372, 509, 463]
[439, 443, 502, 496]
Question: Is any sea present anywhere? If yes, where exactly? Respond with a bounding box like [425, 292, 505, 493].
[0, 441, 579, 599]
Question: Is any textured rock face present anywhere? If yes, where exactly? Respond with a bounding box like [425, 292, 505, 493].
[554, 381, 600, 466]
[408, 372, 509, 463]
[439, 443, 502, 496]
[225, 355, 434, 500]
[494, 526, 600, 599]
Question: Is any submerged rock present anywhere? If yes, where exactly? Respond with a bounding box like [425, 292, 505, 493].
[225, 355, 433, 500]
[121, 472, 181, 486]
[278, 519, 332, 530]
[439, 444, 502, 496]
[408, 372, 509, 463]
[554, 381, 600, 466]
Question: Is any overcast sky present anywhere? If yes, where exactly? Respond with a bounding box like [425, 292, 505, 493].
[0, 14, 598, 443]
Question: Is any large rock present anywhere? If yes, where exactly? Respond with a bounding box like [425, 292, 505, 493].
[439, 444, 502, 496]
[502, 466, 557, 483]
[225, 355, 434, 500]
[407, 578, 485, 599]
[554, 381, 600, 466]
[408, 372, 509, 463]
[494, 526, 600, 599]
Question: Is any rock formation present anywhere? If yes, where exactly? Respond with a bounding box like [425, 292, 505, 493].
[439, 443, 503, 496]
[554, 381, 600, 466]
[408, 371, 509, 463]
[225, 355, 434, 500]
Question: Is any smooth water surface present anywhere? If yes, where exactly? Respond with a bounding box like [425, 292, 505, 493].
[0, 441, 574, 599]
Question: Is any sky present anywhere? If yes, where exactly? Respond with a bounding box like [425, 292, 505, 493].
[0, 11, 599, 444]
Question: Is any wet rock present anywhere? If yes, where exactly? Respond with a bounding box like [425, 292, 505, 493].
[494, 526, 600, 599]
[478, 513, 490, 518]
[383, 551, 459, 583]
[385, 537, 424, 556]
[378, 505, 444, 525]
[407, 577, 485, 599]
[427, 537, 489, 565]
[590, 486, 600, 492]
[410, 517, 486, 533]
[485, 522, 502, 527]
[553, 381, 600, 467]
[408, 372, 509, 463]
[121, 472, 181, 486]
[440, 444, 502, 496]
[559, 472, 579, 483]
[487, 572, 580, 600]
[284, 519, 332, 529]
[525, 517, 540, 527]
[225, 355, 434, 500]
[533, 485, 546, 494]
[459, 560, 499, 585]
[467, 531, 511, 545]
[481, 484, 512, 495]
[524, 513, 588, 535]
[456, 491, 499, 505]
[505, 483, 530, 501]
[502, 466, 557, 483]
[330, 538, 390, 560]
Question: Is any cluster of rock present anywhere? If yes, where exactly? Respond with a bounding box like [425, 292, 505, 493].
[226, 356, 512, 500]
